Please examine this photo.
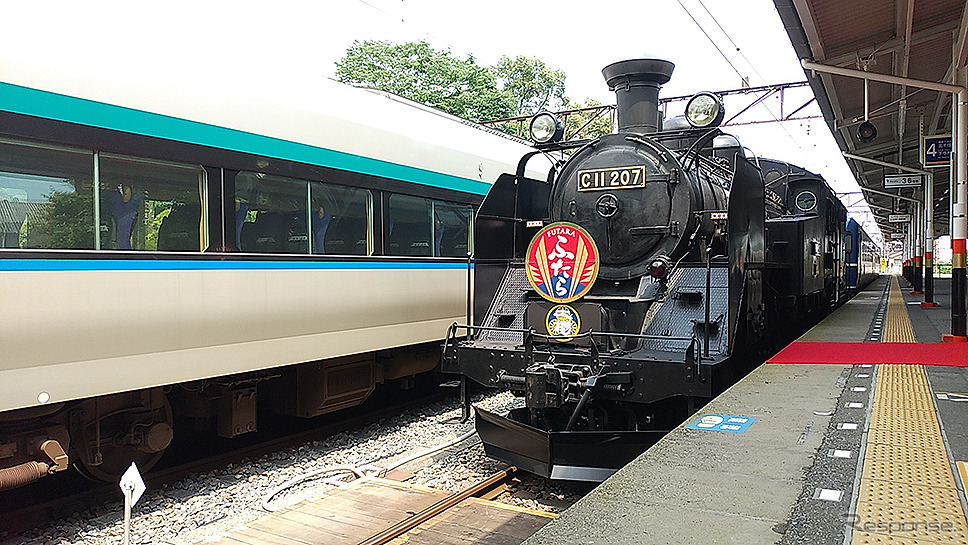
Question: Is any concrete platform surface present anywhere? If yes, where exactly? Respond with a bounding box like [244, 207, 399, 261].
[523, 363, 848, 544]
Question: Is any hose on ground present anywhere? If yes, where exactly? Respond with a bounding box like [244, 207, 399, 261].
[260, 428, 479, 511]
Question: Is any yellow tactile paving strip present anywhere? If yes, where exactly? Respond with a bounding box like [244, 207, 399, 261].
[851, 280, 968, 544]
[884, 276, 916, 343]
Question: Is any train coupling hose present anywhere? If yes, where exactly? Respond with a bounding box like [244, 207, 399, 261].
[0, 439, 69, 491]
[0, 461, 52, 491]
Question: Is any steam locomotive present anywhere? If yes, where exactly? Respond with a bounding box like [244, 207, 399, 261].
[442, 59, 874, 482]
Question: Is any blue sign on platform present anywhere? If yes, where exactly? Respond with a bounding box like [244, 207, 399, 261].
[684, 414, 756, 434]
[923, 135, 952, 167]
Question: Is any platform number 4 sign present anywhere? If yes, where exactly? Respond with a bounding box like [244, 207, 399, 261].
[923, 135, 952, 167]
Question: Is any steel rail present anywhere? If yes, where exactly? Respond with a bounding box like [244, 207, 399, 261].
[357, 466, 519, 545]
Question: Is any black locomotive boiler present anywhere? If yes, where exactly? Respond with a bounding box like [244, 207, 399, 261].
[442, 59, 851, 481]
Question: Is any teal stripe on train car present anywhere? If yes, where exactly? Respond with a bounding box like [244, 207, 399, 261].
[0, 82, 491, 195]
[0, 258, 475, 272]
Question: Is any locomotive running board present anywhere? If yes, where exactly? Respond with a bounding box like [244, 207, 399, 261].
[475, 406, 668, 482]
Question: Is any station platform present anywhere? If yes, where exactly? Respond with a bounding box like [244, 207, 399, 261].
[524, 275, 968, 545]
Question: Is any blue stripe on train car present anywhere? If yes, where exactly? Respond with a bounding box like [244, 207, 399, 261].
[0, 81, 492, 196]
[0, 258, 474, 272]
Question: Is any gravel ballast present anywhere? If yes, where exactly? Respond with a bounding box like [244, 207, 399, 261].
[3, 391, 591, 545]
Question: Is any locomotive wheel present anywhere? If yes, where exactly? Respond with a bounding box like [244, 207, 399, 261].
[72, 398, 174, 483]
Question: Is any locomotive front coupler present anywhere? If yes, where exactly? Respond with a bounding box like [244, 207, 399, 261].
[564, 371, 626, 431]
[520, 356, 598, 410]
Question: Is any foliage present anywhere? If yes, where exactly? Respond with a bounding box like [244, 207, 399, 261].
[145, 202, 171, 251]
[335, 40, 515, 122]
[494, 55, 566, 114]
[33, 191, 94, 249]
[335, 40, 612, 142]
[562, 98, 614, 140]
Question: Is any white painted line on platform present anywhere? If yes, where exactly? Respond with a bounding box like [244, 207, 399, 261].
[851, 387, 867, 392]
[816, 489, 843, 502]
[829, 449, 852, 458]
[936, 392, 968, 401]
[846, 402, 864, 408]
[838, 423, 859, 430]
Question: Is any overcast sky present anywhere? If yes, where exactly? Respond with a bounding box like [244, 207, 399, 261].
[4, 0, 880, 240]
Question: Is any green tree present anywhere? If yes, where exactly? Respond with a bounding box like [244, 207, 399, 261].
[335, 40, 515, 122]
[33, 191, 94, 249]
[145, 202, 171, 251]
[562, 98, 614, 140]
[335, 40, 611, 142]
[494, 55, 566, 114]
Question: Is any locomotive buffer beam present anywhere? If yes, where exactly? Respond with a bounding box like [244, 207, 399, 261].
[448, 346, 714, 407]
[443, 324, 718, 404]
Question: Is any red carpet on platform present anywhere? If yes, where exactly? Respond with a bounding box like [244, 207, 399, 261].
[768, 342, 968, 367]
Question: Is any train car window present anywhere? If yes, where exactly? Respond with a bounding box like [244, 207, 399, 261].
[235, 172, 310, 254]
[387, 194, 432, 256]
[310, 182, 372, 255]
[99, 154, 206, 251]
[0, 139, 95, 249]
[432, 201, 473, 257]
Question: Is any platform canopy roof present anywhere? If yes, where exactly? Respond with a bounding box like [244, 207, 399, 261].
[773, 0, 968, 240]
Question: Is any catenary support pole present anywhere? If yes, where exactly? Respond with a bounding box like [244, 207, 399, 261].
[950, 89, 968, 340]
[913, 207, 923, 294]
[924, 172, 938, 306]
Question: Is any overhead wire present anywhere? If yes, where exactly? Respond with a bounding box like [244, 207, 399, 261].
[676, 0, 818, 162]
[697, 0, 769, 85]
[675, 0, 746, 82]
[680, 1, 879, 236]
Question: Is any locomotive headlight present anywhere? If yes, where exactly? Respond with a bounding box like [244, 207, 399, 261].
[685, 92, 725, 128]
[529, 112, 564, 144]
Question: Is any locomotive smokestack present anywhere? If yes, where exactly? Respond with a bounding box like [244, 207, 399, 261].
[603, 59, 675, 134]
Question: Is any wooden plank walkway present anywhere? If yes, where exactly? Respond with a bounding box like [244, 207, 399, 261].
[201, 477, 555, 545]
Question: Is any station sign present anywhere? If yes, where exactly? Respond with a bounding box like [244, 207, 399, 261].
[884, 174, 922, 189]
[684, 414, 756, 434]
[890, 233, 906, 239]
[923, 134, 952, 167]
[889, 214, 911, 223]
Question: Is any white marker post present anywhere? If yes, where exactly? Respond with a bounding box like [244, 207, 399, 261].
[119, 462, 146, 545]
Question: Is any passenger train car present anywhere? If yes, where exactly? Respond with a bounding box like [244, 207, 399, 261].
[442, 59, 880, 482]
[846, 218, 881, 289]
[0, 56, 546, 489]
[759, 157, 849, 328]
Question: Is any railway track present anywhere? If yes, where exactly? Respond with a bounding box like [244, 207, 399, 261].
[0, 388, 450, 537]
[360, 467, 522, 545]
[204, 466, 557, 545]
